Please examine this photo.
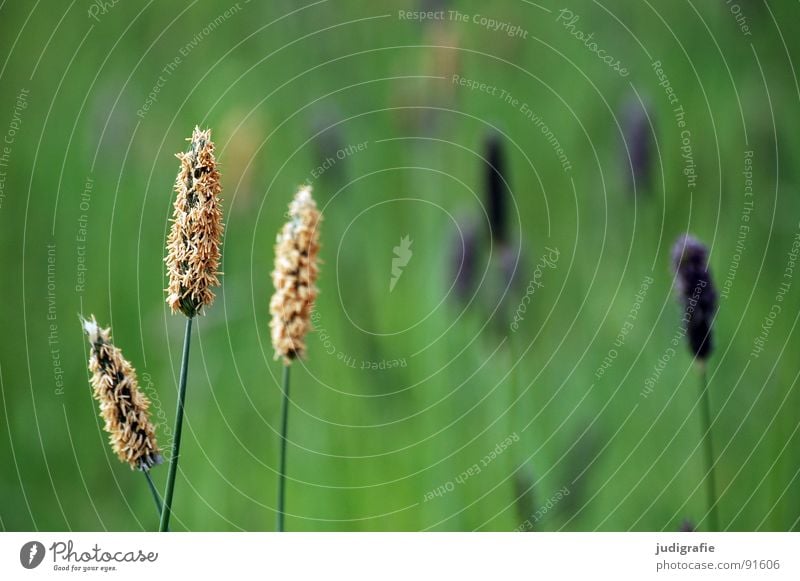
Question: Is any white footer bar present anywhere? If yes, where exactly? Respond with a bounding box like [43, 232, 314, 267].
[1, 532, 797, 580]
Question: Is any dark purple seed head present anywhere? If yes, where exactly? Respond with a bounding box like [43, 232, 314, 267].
[672, 235, 717, 360]
[309, 106, 346, 184]
[451, 217, 479, 301]
[420, 0, 448, 12]
[679, 518, 695, 532]
[484, 132, 510, 245]
[621, 96, 654, 195]
[498, 243, 518, 290]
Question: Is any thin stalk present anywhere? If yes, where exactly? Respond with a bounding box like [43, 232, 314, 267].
[277, 363, 291, 532]
[507, 332, 524, 471]
[508, 330, 538, 531]
[698, 363, 719, 531]
[159, 317, 193, 532]
[143, 469, 163, 518]
[508, 332, 522, 427]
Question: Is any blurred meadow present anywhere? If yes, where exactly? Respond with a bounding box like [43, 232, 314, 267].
[1, 0, 799, 531]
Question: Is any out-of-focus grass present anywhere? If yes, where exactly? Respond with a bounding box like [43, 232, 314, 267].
[0, 0, 799, 531]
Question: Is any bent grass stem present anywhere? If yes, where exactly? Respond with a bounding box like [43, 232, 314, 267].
[143, 469, 163, 520]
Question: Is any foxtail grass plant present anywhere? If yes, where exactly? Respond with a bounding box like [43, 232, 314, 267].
[161, 126, 224, 532]
[672, 234, 719, 531]
[485, 132, 522, 311]
[269, 185, 322, 531]
[621, 95, 653, 196]
[484, 131, 510, 246]
[679, 518, 696, 532]
[81, 316, 163, 520]
[484, 132, 531, 515]
[450, 216, 479, 302]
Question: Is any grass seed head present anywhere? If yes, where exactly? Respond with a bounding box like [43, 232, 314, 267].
[82, 316, 162, 471]
[672, 234, 717, 361]
[450, 216, 479, 301]
[165, 126, 224, 318]
[269, 186, 322, 364]
[484, 132, 509, 245]
[622, 95, 653, 195]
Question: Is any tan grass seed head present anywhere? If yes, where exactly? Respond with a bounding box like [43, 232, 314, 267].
[165, 126, 224, 318]
[269, 186, 322, 364]
[82, 316, 162, 471]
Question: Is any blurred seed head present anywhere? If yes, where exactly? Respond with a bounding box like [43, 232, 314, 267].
[420, 0, 448, 11]
[450, 216, 480, 302]
[165, 126, 224, 318]
[484, 132, 510, 245]
[82, 316, 162, 471]
[391, 21, 460, 134]
[270, 186, 322, 364]
[621, 95, 654, 195]
[220, 108, 265, 215]
[310, 107, 346, 185]
[672, 235, 717, 361]
[498, 243, 519, 290]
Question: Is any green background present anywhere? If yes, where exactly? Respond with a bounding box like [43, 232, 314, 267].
[0, 0, 798, 531]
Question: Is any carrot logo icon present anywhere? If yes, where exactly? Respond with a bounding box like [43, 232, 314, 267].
[19, 541, 45, 569]
[390, 235, 413, 292]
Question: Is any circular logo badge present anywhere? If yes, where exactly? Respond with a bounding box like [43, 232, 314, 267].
[19, 541, 45, 569]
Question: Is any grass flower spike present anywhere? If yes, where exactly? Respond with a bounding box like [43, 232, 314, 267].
[484, 132, 509, 245]
[672, 235, 717, 361]
[621, 95, 653, 196]
[269, 185, 322, 532]
[165, 126, 223, 318]
[269, 185, 322, 363]
[672, 234, 719, 531]
[160, 126, 224, 531]
[672, 234, 717, 360]
[82, 316, 162, 471]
